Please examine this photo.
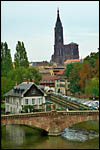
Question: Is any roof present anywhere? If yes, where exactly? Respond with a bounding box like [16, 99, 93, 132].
[64, 59, 81, 65]
[40, 75, 58, 84]
[56, 69, 65, 75]
[4, 82, 44, 97]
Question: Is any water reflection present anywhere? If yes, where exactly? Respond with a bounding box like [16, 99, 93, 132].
[5, 125, 25, 145]
[1, 121, 99, 149]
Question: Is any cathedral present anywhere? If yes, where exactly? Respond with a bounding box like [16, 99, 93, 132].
[51, 9, 79, 65]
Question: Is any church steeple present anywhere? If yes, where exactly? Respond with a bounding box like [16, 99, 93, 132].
[51, 9, 79, 65]
[56, 8, 62, 27]
[55, 8, 64, 45]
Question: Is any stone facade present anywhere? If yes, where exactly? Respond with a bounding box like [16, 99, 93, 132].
[51, 9, 79, 65]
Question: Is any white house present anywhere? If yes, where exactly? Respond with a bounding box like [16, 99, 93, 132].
[4, 82, 46, 114]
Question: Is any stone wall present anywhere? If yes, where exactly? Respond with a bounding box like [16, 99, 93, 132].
[1, 111, 99, 136]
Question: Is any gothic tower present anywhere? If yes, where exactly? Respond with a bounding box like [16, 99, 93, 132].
[51, 9, 79, 65]
[55, 8, 63, 45]
[51, 9, 64, 64]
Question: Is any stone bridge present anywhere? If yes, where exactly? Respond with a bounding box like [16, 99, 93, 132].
[1, 110, 99, 136]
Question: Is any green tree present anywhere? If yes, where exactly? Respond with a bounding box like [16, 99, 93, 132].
[64, 63, 73, 78]
[84, 52, 99, 68]
[1, 77, 15, 100]
[79, 62, 92, 92]
[69, 62, 82, 93]
[85, 78, 99, 97]
[7, 66, 42, 86]
[14, 41, 29, 68]
[1, 42, 13, 77]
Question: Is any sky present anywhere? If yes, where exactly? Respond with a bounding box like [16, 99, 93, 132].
[1, 1, 99, 62]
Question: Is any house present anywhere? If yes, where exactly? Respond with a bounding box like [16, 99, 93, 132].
[40, 75, 58, 91]
[4, 82, 46, 114]
[55, 76, 70, 95]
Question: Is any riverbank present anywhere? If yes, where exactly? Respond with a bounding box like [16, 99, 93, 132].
[70, 120, 99, 132]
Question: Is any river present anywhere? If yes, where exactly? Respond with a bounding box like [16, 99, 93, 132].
[1, 120, 99, 149]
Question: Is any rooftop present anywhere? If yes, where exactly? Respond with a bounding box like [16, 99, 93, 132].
[64, 59, 81, 65]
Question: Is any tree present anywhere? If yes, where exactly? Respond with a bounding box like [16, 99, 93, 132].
[68, 62, 82, 93]
[1, 77, 15, 100]
[79, 62, 92, 92]
[91, 55, 99, 78]
[7, 66, 42, 86]
[64, 63, 73, 78]
[85, 78, 99, 97]
[84, 52, 99, 68]
[14, 41, 29, 68]
[1, 42, 13, 77]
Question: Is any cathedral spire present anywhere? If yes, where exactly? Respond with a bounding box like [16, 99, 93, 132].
[56, 8, 61, 23]
[57, 8, 59, 16]
[55, 8, 63, 45]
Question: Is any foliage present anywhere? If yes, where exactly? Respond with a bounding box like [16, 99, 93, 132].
[79, 62, 92, 92]
[64, 51, 99, 96]
[1, 42, 13, 77]
[7, 67, 42, 85]
[84, 52, 99, 68]
[85, 78, 99, 97]
[64, 63, 73, 78]
[91, 55, 99, 78]
[1, 67, 42, 101]
[69, 62, 82, 93]
[14, 41, 29, 68]
[23, 105, 34, 112]
[64, 62, 82, 93]
[1, 77, 15, 100]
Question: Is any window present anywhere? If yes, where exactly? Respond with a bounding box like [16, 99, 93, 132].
[17, 102, 18, 108]
[39, 98, 41, 105]
[10, 107, 12, 112]
[39, 98, 42, 105]
[11, 97, 13, 104]
[6, 97, 9, 103]
[32, 99, 35, 104]
[6, 105, 9, 112]
[19, 99, 21, 105]
[25, 99, 28, 105]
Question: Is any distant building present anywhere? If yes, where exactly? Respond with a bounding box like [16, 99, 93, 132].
[53, 65, 66, 75]
[51, 9, 79, 65]
[64, 59, 82, 65]
[40, 75, 58, 89]
[30, 61, 50, 67]
[4, 82, 46, 114]
[55, 76, 70, 95]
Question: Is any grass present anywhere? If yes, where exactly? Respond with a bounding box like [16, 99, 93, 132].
[71, 120, 99, 132]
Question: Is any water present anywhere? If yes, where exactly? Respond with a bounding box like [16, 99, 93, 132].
[1, 121, 99, 149]
[62, 128, 99, 142]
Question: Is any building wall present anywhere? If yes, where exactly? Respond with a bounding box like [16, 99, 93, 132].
[5, 96, 22, 113]
[5, 96, 45, 114]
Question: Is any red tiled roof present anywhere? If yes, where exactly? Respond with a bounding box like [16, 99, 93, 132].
[40, 75, 58, 83]
[64, 59, 81, 64]
[56, 69, 65, 75]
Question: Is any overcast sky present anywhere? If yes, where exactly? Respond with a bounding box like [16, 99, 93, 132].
[1, 1, 99, 62]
